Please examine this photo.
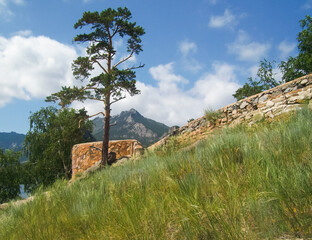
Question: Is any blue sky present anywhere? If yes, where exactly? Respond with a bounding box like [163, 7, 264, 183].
[0, 0, 310, 133]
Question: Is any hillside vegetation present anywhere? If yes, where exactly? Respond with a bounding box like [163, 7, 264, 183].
[0, 108, 312, 239]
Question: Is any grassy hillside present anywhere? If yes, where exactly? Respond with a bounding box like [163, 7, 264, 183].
[1, 108, 312, 239]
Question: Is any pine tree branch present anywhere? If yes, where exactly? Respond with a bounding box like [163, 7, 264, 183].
[124, 63, 145, 71]
[92, 60, 108, 74]
[113, 49, 135, 68]
[110, 96, 126, 105]
[78, 111, 105, 128]
[87, 97, 105, 102]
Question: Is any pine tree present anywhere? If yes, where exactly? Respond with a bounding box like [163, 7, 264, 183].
[47, 8, 145, 166]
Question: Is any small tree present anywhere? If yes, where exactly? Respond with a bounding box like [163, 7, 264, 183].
[233, 59, 280, 100]
[23, 107, 93, 191]
[232, 77, 263, 101]
[280, 15, 312, 82]
[235, 15, 312, 100]
[46, 7, 145, 166]
[0, 149, 21, 203]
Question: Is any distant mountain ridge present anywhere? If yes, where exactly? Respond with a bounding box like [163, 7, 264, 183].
[0, 132, 25, 150]
[92, 109, 170, 147]
[1, 110, 171, 150]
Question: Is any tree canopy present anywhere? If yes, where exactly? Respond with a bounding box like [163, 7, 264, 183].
[0, 149, 21, 203]
[280, 15, 312, 82]
[46, 7, 145, 166]
[23, 107, 93, 191]
[233, 59, 281, 100]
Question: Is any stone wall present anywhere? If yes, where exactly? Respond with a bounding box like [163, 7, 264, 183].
[150, 74, 312, 149]
[221, 74, 312, 126]
[72, 139, 143, 178]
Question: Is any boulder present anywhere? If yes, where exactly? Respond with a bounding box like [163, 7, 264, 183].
[72, 139, 143, 179]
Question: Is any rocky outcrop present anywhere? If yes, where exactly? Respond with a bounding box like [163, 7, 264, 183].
[92, 109, 169, 147]
[149, 74, 312, 149]
[72, 139, 143, 179]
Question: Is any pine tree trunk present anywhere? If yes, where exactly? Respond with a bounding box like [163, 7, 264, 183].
[101, 100, 110, 167]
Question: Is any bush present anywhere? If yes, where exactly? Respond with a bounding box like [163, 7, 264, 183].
[204, 108, 223, 125]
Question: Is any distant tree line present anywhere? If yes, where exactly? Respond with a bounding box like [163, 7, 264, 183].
[233, 15, 312, 100]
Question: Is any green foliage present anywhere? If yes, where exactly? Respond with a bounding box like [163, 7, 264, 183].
[232, 77, 263, 100]
[46, 7, 145, 108]
[205, 108, 223, 124]
[46, 7, 145, 165]
[257, 59, 280, 89]
[279, 56, 303, 83]
[23, 107, 93, 192]
[295, 15, 312, 75]
[280, 15, 312, 82]
[1, 109, 312, 239]
[234, 15, 312, 100]
[0, 149, 21, 203]
[233, 59, 281, 100]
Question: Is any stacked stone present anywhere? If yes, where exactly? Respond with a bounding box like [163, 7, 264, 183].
[72, 140, 143, 178]
[150, 74, 312, 150]
[223, 74, 312, 126]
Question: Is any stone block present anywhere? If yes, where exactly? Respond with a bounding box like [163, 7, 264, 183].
[258, 94, 269, 103]
[266, 100, 275, 107]
[72, 140, 143, 179]
[301, 79, 308, 85]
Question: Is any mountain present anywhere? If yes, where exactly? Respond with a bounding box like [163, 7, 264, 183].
[0, 132, 25, 151]
[92, 109, 170, 147]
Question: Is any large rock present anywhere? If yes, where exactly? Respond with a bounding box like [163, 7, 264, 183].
[72, 139, 143, 179]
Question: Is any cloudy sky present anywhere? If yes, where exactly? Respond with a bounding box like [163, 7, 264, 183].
[0, 0, 309, 133]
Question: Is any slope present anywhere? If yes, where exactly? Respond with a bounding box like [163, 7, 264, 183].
[1, 108, 312, 239]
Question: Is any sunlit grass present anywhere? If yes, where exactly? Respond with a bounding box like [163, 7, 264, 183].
[1, 108, 312, 239]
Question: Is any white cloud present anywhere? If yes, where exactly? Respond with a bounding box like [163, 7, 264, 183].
[209, 0, 217, 5]
[278, 41, 296, 59]
[248, 64, 259, 79]
[273, 67, 283, 84]
[228, 30, 271, 62]
[149, 62, 188, 91]
[178, 40, 202, 73]
[178, 40, 197, 57]
[0, 0, 25, 20]
[0, 34, 77, 107]
[190, 63, 239, 108]
[12, 30, 32, 37]
[11, 0, 24, 5]
[303, 0, 312, 9]
[209, 9, 237, 29]
[72, 62, 239, 127]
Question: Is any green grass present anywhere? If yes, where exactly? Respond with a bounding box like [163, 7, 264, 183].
[1, 108, 312, 239]
[204, 108, 223, 125]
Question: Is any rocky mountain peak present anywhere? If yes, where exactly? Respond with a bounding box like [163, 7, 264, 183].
[92, 109, 170, 147]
